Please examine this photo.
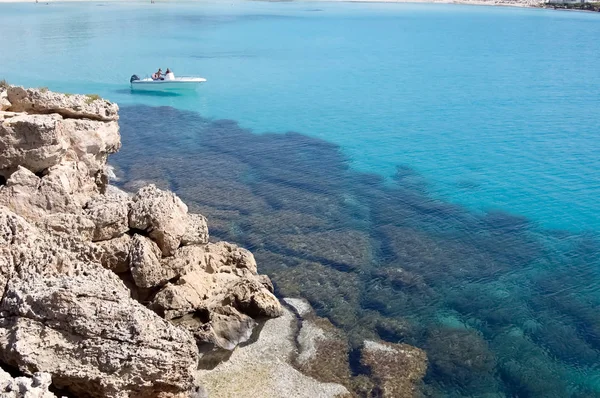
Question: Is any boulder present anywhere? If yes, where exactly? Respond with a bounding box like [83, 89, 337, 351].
[84, 193, 130, 242]
[129, 185, 190, 256]
[6, 87, 119, 122]
[129, 234, 175, 289]
[181, 213, 209, 246]
[150, 242, 282, 351]
[93, 234, 132, 273]
[0, 113, 68, 177]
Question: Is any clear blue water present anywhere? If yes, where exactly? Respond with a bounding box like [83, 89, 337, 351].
[2, 1, 600, 396]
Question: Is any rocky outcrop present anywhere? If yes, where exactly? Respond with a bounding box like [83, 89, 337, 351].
[0, 86, 282, 397]
[196, 304, 350, 398]
[0, 368, 55, 398]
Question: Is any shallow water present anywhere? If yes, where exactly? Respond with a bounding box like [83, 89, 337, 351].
[1, 1, 600, 396]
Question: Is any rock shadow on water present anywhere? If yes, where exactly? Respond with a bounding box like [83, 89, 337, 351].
[113, 104, 600, 398]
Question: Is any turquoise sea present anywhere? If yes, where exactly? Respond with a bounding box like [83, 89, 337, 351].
[1, 1, 600, 396]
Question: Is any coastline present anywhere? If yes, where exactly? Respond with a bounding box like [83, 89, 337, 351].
[0, 0, 542, 9]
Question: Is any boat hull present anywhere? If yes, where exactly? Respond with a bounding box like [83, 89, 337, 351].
[130, 77, 206, 91]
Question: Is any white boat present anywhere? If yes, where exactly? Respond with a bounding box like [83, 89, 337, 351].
[130, 75, 206, 91]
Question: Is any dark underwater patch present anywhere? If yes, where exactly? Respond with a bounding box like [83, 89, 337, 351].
[113, 105, 600, 397]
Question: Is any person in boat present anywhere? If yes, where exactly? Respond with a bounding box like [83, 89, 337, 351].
[164, 68, 175, 81]
[152, 68, 164, 81]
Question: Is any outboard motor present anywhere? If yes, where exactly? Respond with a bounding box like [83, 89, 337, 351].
[130, 75, 140, 83]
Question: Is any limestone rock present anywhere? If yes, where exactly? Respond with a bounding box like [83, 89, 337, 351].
[181, 213, 209, 246]
[0, 273, 199, 398]
[148, 242, 281, 353]
[35, 212, 95, 241]
[6, 86, 118, 122]
[84, 193, 130, 241]
[93, 234, 131, 273]
[129, 185, 189, 256]
[0, 162, 97, 222]
[0, 368, 56, 398]
[129, 234, 176, 288]
[360, 340, 427, 398]
[196, 306, 350, 398]
[0, 113, 68, 177]
[0, 88, 10, 111]
[63, 118, 120, 176]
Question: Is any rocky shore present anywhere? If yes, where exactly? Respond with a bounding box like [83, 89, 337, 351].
[0, 85, 428, 397]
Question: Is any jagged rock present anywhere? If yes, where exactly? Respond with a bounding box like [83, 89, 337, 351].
[93, 234, 131, 273]
[6, 87, 118, 122]
[0, 273, 199, 398]
[129, 234, 176, 289]
[0, 368, 56, 398]
[0, 87, 286, 397]
[63, 118, 120, 176]
[84, 193, 130, 241]
[204, 241, 257, 274]
[360, 340, 427, 398]
[228, 279, 282, 318]
[151, 242, 282, 350]
[0, 113, 70, 177]
[0, 162, 97, 222]
[0, 206, 200, 398]
[129, 185, 190, 256]
[0, 88, 10, 111]
[181, 213, 209, 246]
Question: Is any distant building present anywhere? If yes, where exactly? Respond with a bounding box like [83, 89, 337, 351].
[545, 0, 597, 3]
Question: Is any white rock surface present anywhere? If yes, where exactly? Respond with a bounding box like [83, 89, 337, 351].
[196, 307, 350, 398]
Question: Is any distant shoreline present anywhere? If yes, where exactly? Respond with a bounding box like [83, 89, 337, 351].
[0, 0, 540, 8]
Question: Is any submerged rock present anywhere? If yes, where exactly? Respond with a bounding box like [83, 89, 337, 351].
[360, 340, 427, 397]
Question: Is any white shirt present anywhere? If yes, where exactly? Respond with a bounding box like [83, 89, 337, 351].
[165, 72, 175, 81]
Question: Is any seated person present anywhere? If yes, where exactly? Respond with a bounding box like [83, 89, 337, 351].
[152, 68, 164, 80]
[165, 68, 175, 81]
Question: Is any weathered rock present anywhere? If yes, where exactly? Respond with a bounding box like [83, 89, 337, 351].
[6, 87, 118, 122]
[0, 88, 10, 111]
[129, 234, 176, 289]
[181, 213, 209, 246]
[0, 162, 98, 222]
[360, 340, 427, 398]
[129, 185, 189, 256]
[0, 273, 199, 398]
[285, 298, 353, 390]
[0, 368, 56, 398]
[150, 242, 282, 351]
[93, 234, 132, 273]
[84, 193, 130, 241]
[0, 113, 68, 177]
[63, 118, 120, 176]
[35, 212, 95, 241]
[196, 306, 350, 398]
[0, 206, 200, 398]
